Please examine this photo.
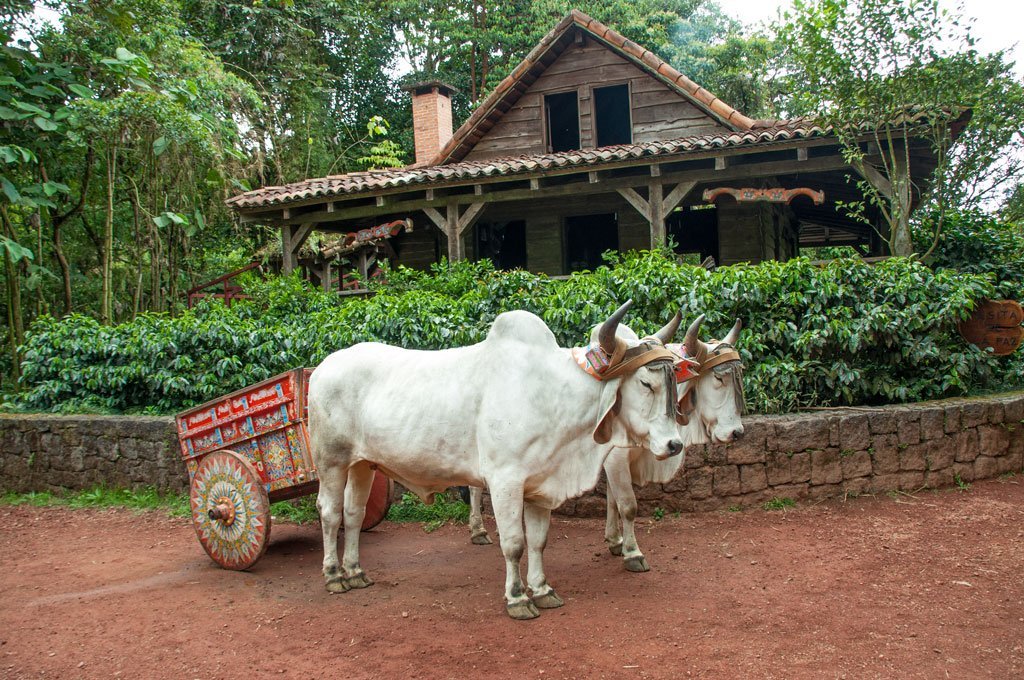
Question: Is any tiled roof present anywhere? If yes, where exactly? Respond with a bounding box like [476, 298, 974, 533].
[226, 119, 829, 210]
[432, 9, 754, 165]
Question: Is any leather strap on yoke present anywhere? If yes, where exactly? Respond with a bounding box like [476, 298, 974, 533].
[597, 345, 677, 381]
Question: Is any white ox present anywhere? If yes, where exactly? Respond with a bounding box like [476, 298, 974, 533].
[468, 314, 745, 574]
[308, 302, 684, 620]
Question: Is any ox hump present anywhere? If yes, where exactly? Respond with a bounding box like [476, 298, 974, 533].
[486, 310, 558, 350]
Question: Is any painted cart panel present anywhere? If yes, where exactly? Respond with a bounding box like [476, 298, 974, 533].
[176, 368, 318, 498]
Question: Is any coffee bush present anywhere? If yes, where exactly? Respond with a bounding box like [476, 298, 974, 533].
[16, 251, 1021, 414]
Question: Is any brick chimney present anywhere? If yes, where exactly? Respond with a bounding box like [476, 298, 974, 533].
[404, 80, 456, 166]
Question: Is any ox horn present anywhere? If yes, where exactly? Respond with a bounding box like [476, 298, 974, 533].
[683, 313, 705, 357]
[653, 310, 683, 345]
[723, 318, 743, 346]
[598, 300, 633, 354]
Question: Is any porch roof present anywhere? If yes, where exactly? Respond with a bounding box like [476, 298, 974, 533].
[226, 118, 830, 211]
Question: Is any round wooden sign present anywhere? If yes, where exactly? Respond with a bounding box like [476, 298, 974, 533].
[958, 299, 1024, 356]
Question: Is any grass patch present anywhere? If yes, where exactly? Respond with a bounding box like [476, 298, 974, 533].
[270, 496, 320, 524]
[386, 492, 469, 532]
[763, 497, 797, 511]
[1, 486, 190, 517]
[954, 474, 972, 492]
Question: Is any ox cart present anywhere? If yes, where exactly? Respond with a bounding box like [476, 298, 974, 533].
[175, 368, 393, 570]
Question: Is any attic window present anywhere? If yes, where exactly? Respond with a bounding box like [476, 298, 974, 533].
[594, 84, 631, 147]
[545, 91, 580, 153]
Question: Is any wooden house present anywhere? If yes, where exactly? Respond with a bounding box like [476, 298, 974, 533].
[226, 10, 956, 287]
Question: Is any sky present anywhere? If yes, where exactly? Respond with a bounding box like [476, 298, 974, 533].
[720, 0, 1024, 77]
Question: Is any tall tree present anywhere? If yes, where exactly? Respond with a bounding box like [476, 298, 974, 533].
[779, 0, 1024, 256]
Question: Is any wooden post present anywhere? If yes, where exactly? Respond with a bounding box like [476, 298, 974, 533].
[649, 181, 665, 247]
[281, 224, 295, 274]
[446, 200, 463, 261]
[320, 260, 332, 292]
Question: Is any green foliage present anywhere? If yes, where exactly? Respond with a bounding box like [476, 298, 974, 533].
[763, 497, 796, 511]
[269, 496, 320, 524]
[917, 209, 1024, 300]
[953, 474, 970, 492]
[14, 250, 1020, 415]
[386, 492, 470, 532]
[0, 485, 190, 516]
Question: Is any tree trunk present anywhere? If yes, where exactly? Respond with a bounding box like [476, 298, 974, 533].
[102, 145, 117, 324]
[1, 205, 24, 381]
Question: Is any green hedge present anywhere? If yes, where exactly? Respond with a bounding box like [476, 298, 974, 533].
[15, 251, 1022, 415]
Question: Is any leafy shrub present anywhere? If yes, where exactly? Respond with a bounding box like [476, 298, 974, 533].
[15, 251, 1021, 415]
[916, 209, 1024, 300]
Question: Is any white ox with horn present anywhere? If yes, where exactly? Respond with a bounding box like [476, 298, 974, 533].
[468, 314, 745, 574]
[308, 301, 684, 620]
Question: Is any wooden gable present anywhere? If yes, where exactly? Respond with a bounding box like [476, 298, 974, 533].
[463, 33, 731, 162]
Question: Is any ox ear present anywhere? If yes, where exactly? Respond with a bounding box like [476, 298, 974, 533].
[593, 384, 625, 446]
[677, 381, 696, 419]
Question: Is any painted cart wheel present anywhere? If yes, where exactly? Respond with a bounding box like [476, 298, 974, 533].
[362, 472, 394, 531]
[190, 450, 271, 570]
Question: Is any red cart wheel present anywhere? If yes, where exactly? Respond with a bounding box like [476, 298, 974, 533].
[362, 472, 393, 531]
[190, 450, 271, 570]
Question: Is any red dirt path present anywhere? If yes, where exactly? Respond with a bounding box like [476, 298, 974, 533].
[2, 479, 1023, 679]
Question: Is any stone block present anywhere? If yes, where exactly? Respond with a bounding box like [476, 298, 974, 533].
[898, 471, 925, 490]
[1003, 397, 1024, 423]
[925, 440, 955, 471]
[897, 412, 921, 446]
[685, 468, 713, 500]
[829, 417, 840, 447]
[713, 465, 740, 496]
[808, 483, 843, 501]
[986, 402, 1004, 424]
[973, 456, 1001, 480]
[839, 415, 871, 451]
[871, 434, 900, 474]
[977, 425, 1010, 457]
[996, 455, 1019, 475]
[943, 405, 962, 434]
[770, 483, 809, 500]
[684, 444, 705, 469]
[954, 429, 980, 463]
[952, 462, 975, 483]
[705, 443, 728, 466]
[637, 483, 668, 501]
[899, 443, 927, 471]
[925, 467, 956, 489]
[1005, 451, 1023, 473]
[663, 473, 688, 494]
[739, 464, 768, 493]
[919, 409, 945, 441]
[869, 411, 897, 435]
[841, 450, 872, 479]
[961, 402, 987, 429]
[868, 473, 902, 494]
[843, 477, 871, 497]
[771, 416, 828, 453]
[573, 496, 606, 518]
[790, 452, 811, 483]
[766, 452, 792, 486]
[811, 449, 842, 486]
[725, 432, 767, 465]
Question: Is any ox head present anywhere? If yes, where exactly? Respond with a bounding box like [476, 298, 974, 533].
[678, 315, 746, 444]
[589, 302, 685, 461]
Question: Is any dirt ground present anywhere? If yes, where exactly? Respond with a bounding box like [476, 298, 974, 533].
[1, 479, 1022, 680]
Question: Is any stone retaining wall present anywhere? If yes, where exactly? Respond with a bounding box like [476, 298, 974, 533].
[0, 414, 184, 494]
[561, 392, 1024, 516]
[1, 392, 1022, 515]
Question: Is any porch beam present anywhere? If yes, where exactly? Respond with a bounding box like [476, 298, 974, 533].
[445, 201, 462, 261]
[663, 181, 697, 214]
[649, 181, 666, 246]
[617, 187, 651, 222]
[258, 154, 854, 227]
[851, 160, 894, 200]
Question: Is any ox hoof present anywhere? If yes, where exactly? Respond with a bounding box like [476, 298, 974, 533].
[607, 542, 624, 557]
[624, 555, 650, 573]
[325, 577, 350, 594]
[506, 600, 540, 620]
[532, 590, 564, 609]
[471, 532, 493, 546]
[342, 572, 375, 590]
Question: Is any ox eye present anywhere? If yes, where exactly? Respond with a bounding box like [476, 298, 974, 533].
[640, 380, 654, 392]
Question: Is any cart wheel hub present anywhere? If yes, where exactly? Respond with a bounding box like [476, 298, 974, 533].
[208, 497, 236, 525]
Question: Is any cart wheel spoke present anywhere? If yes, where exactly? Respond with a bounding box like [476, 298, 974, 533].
[190, 450, 271, 570]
